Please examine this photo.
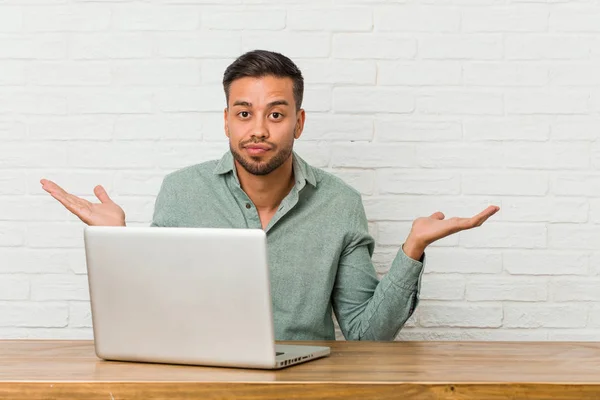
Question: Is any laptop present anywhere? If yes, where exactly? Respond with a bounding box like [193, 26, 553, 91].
[83, 226, 330, 369]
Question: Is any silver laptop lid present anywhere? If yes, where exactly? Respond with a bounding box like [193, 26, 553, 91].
[84, 226, 277, 368]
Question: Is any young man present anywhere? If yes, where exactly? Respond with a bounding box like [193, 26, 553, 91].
[41, 50, 499, 341]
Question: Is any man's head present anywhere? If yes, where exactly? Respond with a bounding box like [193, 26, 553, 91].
[222, 50, 305, 176]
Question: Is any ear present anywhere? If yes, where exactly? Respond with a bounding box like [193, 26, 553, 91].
[294, 109, 306, 140]
[223, 107, 229, 138]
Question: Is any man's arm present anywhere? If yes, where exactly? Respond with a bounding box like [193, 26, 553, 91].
[332, 197, 499, 341]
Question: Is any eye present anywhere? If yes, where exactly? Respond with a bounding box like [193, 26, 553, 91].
[238, 111, 250, 119]
[271, 112, 283, 120]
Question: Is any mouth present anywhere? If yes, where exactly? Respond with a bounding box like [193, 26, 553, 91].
[244, 144, 272, 156]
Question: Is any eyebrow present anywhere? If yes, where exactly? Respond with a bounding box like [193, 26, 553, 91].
[232, 100, 290, 108]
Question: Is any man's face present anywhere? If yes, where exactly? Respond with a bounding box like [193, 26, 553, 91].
[224, 75, 305, 176]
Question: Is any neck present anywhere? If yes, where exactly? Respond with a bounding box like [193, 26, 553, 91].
[235, 155, 295, 212]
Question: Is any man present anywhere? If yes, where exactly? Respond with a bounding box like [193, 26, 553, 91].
[41, 50, 499, 341]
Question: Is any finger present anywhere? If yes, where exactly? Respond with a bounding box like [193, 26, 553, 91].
[48, 191, 90, 222]
[40, 179, 70, 198]
[429, 211, 445, 220]
[94, 185, 113, 204]
[461, 205, 500, 229]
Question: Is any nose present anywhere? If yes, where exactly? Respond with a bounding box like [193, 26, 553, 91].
[251, 116, 269, 140]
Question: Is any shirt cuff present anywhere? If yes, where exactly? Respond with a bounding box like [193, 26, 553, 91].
[386, 245, 426, 292]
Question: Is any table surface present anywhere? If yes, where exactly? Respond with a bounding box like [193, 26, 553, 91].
[1, 340, 600, 399]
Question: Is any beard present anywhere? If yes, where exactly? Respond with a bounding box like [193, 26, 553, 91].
[230, 134, 294, 176]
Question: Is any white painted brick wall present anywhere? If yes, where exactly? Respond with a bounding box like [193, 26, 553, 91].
[1, 1, 600, 342]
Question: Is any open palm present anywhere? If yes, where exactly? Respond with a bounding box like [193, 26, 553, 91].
[40, 179, 126, 227]
[411, 206, 500, 247]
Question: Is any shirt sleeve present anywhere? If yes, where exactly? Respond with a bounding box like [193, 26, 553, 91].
[332, 195, 425, 341]
[150, 175, 176, 228]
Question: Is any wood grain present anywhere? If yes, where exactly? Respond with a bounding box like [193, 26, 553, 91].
[1, 340, 599, 399]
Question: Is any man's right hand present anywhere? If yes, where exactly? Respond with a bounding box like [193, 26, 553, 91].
[40, 179, 126, 227]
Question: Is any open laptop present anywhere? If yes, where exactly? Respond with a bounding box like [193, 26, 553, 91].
[83, 226, 330, 369]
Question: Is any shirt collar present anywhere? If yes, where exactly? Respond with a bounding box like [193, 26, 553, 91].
[213, 150, 317, 188]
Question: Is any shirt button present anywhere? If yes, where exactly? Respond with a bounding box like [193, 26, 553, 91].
[245, 203, 251, 209]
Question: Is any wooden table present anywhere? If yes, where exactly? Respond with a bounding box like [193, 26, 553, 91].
[1, 340, 599, 399]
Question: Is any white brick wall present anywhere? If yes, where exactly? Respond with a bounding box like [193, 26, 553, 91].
[1, 1, 600, 342]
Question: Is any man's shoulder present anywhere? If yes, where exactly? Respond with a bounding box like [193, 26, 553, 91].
[162, 159, 220, 186]
[312, 166, 362, 203]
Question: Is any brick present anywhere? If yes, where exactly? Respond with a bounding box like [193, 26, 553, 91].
[0, 171, 26, 195]
[418, 91, 503, 115]
[463, 63, 548, 86]
[157, 86, 224, 112]
[243, 33, 330, 58]
[0, 61, 26, 85]
[0, 119, 26, 141]
[27, 222, 84, 249]
[506, 35, 592, 60]
[28, 116, 114, 141]
[378, 61, 461, 86]
[31, 275, 89, 301]
[506, 91, 589, 115]
[586, 199, 600, 224]
[462, 5, 548, 32]
[464, 117, 549, 141]
[156, 142, 228, 170]
[504, 143, 590, 169]
[297, 60, 376, 85]
[550, 279, 600, 301]
[398, 328, 548, 341]
[420, 35, 502, 60]
[504, 250, 588, 276]
[157, 33, 241, 58]
[289, 7, 371, 31]
[334, 34, 416, 59]
[552, 174, 600, 197]
[550, 6, 600, 32]
[378, 170, 460, 195]
[302, 114, 373, 142]
[364, 196, 497, 222]
[69, 90, 153, 114]
[29, 62, 111, 86]
[460, 223, 546, 249]
[375, 6, 460, 32]
[201, 59, 235, 84]
[113, 5, 200, 31]
[0, 91, 68, 115]
[111, 197, 155, 224]
[0, 6, 22, 32]
[331, 143, 416, 168]
[466, 277, 547, 301]
[502, 197, 588, 223]
[416, 143, 505, 168]
[419, 303, 503, 328]
[0, 275, 29, 300]
[551, 118, 600, 140]
[333, 88, 414, 114]
[23, 5, 111, 32]
[0, 197, 73, 222]
[0, 248, 86, 274]
[303, 86, 331, 112]
[425, 248, 502, 274]
[549, 331, 600, 341]
[113, 172, 164, 197]
[198, 113, 228, 142]
[70, 33, 153, 59]
[0, 143, 68, 168]
[504, 305, 587, 328]
[550, 64, 600, 86]
[68, 142, 156, 169]
[203, 9, 285, 30]
[375, 118, 462, 142]
[0, 302, 68, 328]
[69, 302, 92, 328]
[548, 225, 600, 250]
[115, 114, 203, 141]
[419, 275, 465, 300]
[0, 34, 66, 59]
[0, 327, 92, 340]
[590, 306, 600, 328]
[112, 61, 201, 86]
